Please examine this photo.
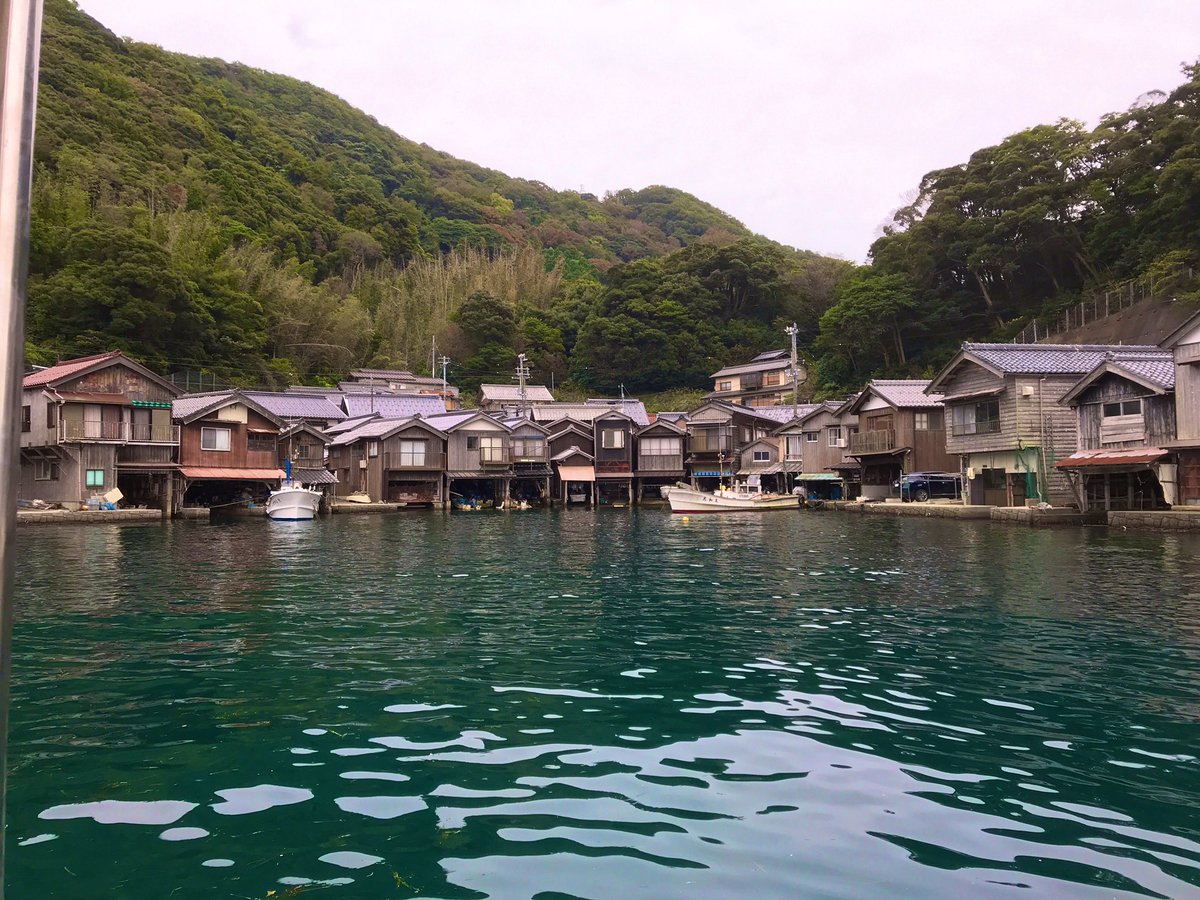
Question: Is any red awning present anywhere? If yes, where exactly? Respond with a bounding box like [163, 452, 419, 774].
[1055, 448, 1167, 469]
[180, 467, 285, 480]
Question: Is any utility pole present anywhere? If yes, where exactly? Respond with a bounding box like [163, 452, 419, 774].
[785, 322, 800, 421]
[516, 353, 530, 415]
[619, 383, 625, 401]
[430, 336, 437, 379]
[439, 354, 450, 405]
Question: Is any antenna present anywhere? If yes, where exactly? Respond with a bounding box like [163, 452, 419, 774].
[785, 322, 800, 420]
[619, 383, 625, 401]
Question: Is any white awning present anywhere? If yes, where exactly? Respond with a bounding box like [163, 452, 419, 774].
[557, 465, 596, 482]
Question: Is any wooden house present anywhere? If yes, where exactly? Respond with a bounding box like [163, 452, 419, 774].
[425, 410, 515, 506]
[845, 380, 955, 501]
[592, 409, 637, 504]
[505, 417, 553, 504]
[707, 350, 805, 407]
[479, 383, 555, 413]
[173, 391, 286, 508]
[277, 423, 336, 501]
[1158, 311, 1200, 505]
[327, 417, 448, 505]
[1055, 350, 1176, 510]
[19, 351, 181, 510]
[771, 401, 856, 499]
[927, 343, 1160, 506]
[684, 401, 789, 488]
[634, 418, 687, 501]
[552, 445, 596, 505]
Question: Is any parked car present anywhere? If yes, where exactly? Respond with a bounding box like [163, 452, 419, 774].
[897, 472, 963, 502]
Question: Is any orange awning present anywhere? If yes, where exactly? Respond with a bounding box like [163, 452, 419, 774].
[557, 465, 596, 482]
[180, 467, 285, 480]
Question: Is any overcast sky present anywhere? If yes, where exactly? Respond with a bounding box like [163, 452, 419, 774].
[75, 1, 1200, 261]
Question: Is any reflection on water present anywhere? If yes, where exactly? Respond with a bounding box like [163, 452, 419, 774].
[9, 511, 1200, 897]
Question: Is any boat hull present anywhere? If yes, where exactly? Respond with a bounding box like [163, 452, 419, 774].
[668, 487, 799, 513]
[266, 486, 322, 520]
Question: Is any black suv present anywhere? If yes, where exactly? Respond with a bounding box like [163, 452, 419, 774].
[897, 472, 963, 502]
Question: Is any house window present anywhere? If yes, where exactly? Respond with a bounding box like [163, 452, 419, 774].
[21, 405, 29, 432]
[247, 433, 275, 453]
[399, 439, 426, 467]
[367, 441, 379, 458]
[716, 381, 732, 392]
[827, 427, 843, 447]
[951, 400, 1000, 436]
[785, 435, 804, 459]
[752, 449, 771, 462]
[466, 436, 479, 450]
[295, 443, 310, 459]
[914, 410, 944, 431]
[512, 436, 546, 458]
[1102, 400, 1142, 417]
[915, 412, 929, 431]
[201, 426, 231, 451]
[85, 469, 104, 488]
[33, 460, 59, 481]
[762, 372, 783, 387]
[804, 431, 819, 443]
[479, 435, 505, 462]
[640, 437, 681, 455]
[601, 429, 625, 449]
[46, 403, 56, 429]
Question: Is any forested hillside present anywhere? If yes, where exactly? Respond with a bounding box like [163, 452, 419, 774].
[26, 0, 1200, 397]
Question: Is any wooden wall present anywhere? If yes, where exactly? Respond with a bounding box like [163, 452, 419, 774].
[1075, 375, 1175, 450]
[179, 407, 279, 469]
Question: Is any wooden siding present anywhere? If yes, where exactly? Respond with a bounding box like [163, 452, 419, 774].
[447, 418, 509, 471]
[1175, 345, 1200, 444]
[1074, 375, 1175, 450]
[179, 407, 279, 469]
[941, 363, 1016, 454]
[593, 415, 634, 474]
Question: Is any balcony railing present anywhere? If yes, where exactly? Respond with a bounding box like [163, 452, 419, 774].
[59, 421, 179, 444]
[597, 460, 632, 475]
[689, 433, 732, 454]
[479, 447, 511, 466]
[849, 429, 896, 454]
[383, 451, 446, 470]
[510, 447, 548, 463]
[637, 454, 684, 472]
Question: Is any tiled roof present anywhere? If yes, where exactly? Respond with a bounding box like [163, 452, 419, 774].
[23, 351, 123, 388]
[325, 414, 378, 435]
[285, 385, 344, 396]
[871, 380, 943, 408]
[752, 349, 790, 362]
[710, 358, 795, 378]
[292, 467, 338, 485]
[747, 404, 822, 424]
[243, 391, 347, 422]
[480, 383, 555, 402]
[349, 368, 416, 380]
[1106, 351, 1175, 390]
[172, 392, 231, 420]
[342, 394, 446, 418]
[531, 402, 650, 427]
[423, 411, 495, 432]
[329, 416, 415, 446]
[966, 343, 1161, 376]
[551, 445, 593, 462]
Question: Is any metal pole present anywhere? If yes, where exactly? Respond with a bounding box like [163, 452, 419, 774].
[0, 0, 43, 891]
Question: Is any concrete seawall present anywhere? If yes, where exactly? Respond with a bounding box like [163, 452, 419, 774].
[826, 501, 1103, 528]
[1107, 510, 1200, 531]
[18, 509, 164, 525]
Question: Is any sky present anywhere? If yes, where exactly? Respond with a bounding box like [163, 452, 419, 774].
[75, 0, 1200, 262]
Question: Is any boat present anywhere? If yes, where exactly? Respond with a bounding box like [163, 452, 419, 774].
[667, 477, 799, 513]
[266, 460, 323, 520]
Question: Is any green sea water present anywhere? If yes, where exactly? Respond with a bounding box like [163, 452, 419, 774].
[7, 510, 1200, 898]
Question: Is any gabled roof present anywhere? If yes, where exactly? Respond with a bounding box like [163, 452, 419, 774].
[423, 410, 510, 432]
[545, 416, 593, 434]
[637, 418, 685, 436]
[480, 383, 556, 403]
[342, 393, 446, 419]
[530, 402, 650, 427]
[551, 445, 594, 463]
[653, 411, 689, 425]
[929, 342, 1164, 392]
[710, 357, 795, 379]
[1160, 309, 1200, 349]
[329, 416, 433, 446]
[24, 350, 181, 396]
[325, 414, 379, 435]
[773, 401, 846, 432]
[847, 380, 941, 414]
[1059, 350, 1176, 406]
[348, 368, 415, 381]
[172, 390, 287, 427]
[279, 422, 331, 444]
[752, 349, 790, 362]
[242, 391, 347, 422]
[503, 417, 551, 434]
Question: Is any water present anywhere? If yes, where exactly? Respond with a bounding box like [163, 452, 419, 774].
[8, 511, 1200, 898]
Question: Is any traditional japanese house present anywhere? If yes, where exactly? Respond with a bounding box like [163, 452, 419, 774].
[552, 445, 596, 505]
[341, 393, 447, 420]
[19, 351, 181, 510]
[530, 400, 651, 429]
[173, 391, 286, 508]
[344, 367, 461, 409]
[479, 383, 556, 413]
[277, 423, 336, 502]
[684, 401, 787, 488]
[425, 410, 514, 507]
[737, 437, 785, 492]
[927, 343, 1160, 506]
[1162, 310, 1200, 506]
[1055, 350, 1176, 510]
[772, 401, 855, 499]
[592, 409, 637, 504]
[505, 417, 553, 504]
[244, 391, 347, 429]
[845, 380, 954, 501]
[634, 418, 687, 501]
[707, 349, 805, 407]
[327, 417, 448, 505]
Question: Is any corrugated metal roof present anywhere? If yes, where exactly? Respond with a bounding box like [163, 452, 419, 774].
[343, 394, 446, 418]
[243, 391, 347, 421]
[531, 403, 650, 427]
[966, 343, 1162, 375]
[871, 380, 943, 408]
[480, 383, 556, 402]
[23, 351, 122, 388]
[551, 445, 594, 462]
[1055, 448, 1167, 468]
[180, 467, 285, 480]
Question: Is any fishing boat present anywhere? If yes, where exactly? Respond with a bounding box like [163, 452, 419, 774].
[266, 460, 323, 521]
[667, 477, 799, 513]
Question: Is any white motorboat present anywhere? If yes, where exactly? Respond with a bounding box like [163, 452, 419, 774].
[266, 484, 323, 520]
[668, 478, 799, 513]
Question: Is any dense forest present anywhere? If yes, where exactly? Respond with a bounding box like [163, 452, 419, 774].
[25, 0, 1200, 398]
